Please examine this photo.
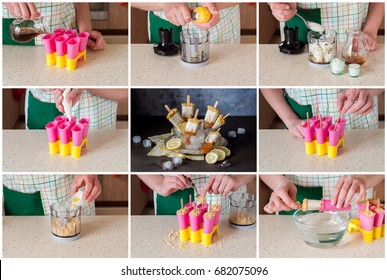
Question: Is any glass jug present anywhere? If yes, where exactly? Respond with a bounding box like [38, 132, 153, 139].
[342, 29, 369, 65]
[51, 201, 81, 242]
[180, 29, 210, 66]
[10, 17, 49, 43]
[229, 193, 256, 230]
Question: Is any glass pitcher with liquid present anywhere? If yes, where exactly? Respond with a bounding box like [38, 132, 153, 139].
[10, 17, 49, 43]
[342, 29, 370, 65]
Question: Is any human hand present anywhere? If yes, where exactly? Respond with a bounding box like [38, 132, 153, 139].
[71, 175, 102, 203]
[201, 175, 241, 196]
[264, 179, 300, 213]
[330, 176, 368, 209]
[192, 3, 220, 30]
[87, 30, 106, 51]
[161, 3, 192, 26]
[337, 89, 376, 115]
[4, 2, 40, 20]
[53, 89, 82, 113]
[158, 175, 191, 196]
[268, 2, 297, 22]
[364, 32, 377, 51]
[284, 119, 305, 140]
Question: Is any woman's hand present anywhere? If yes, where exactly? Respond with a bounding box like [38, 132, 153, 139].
[4, 2, 40, 20]
[264, 179, 300, 213]
[53, 89, 82, 113]
[201, 175, 241, 196]
[162, 3, 192, 26]
[192, 3, 220, 30]
[71, 175, 102, 203]
[268, 2, 297, 22]
[158, 175, 191, 196]
[337, 89, 376, 115]
[330, 176, 367, 209]
[284, 119, 305, 140]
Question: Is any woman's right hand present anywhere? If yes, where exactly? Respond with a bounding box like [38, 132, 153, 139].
[268, 2, 297, 22]
[158, 175, 191, 196]
[4, 2, 40, 20]
[161, 3, 192, 26]
[264, 179, 300, 213]
[284, 118, 305, 140]
[53, 89, 82, 113]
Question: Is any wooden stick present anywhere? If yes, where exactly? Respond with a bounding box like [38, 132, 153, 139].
[213, 101, 218, 108]
[306, 111, 310, 128]
[189, 194, 192, 206]
[373, 191, 376, 200]
[377, 198, 380, 209]
[180, 198, 184, 210]
[223, 113, 230, 119]
[216, 128, 221, 133]
[187, 95, 190, 105]
[337, 112, 342, 123]
[325, 105, 328, 118]
[194, 109, 199, 119]
[366, 201, 370, 212]
[208, 201, 211, 213]
[319, 114, 322, 128]
[164, 105, 171, 112]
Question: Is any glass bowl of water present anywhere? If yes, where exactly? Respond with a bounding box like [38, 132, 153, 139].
[293, 209, 350, 248]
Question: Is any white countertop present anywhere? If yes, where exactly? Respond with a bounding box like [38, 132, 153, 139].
[131, 216, 256, 258]
[260, 215, 384, 258]
[3, 216, 128, 258]
[259, 44, 385, 86]
[131, 44, 256, 86]
[3, 129, 128, 172]
[259, 129, 384, 172]
[3, 44, 128, 86]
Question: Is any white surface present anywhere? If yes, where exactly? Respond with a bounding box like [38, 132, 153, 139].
[3, 129, 128, 172]
[3, 44, 128, 86]
[260, 215, 384, 258]
[131, 215, 256, 258]
[259, 43, 385, 86]
[259, 129, 384, 172]
[3, 216, 128, 258]
[131, 44, 256, 86]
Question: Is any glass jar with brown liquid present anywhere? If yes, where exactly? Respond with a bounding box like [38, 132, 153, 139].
[342, 29, 370, 65]
[10, 17, 49, 43]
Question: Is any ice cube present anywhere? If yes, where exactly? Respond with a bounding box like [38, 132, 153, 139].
[172, 156, 183, 167]
[219, 137, 228, 146]
[162, 161, 174, 171]
[143, 139, 152, 148]
[228, 131, 237, 138]
[132, 135, 141, 143]
[237, 128, 246, 135]
[185, 129, 205, 150]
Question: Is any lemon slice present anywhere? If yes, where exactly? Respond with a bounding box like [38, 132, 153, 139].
[213, 146, 231, 157]
[205, 152, 218, 164]
[177, 122, 187, 134]
[211, 149, 226, 161]
[166, 138, 182, 150]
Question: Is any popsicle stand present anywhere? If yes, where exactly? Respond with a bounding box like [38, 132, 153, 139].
[45, 116, 90, 158]
[348, 200, 385, 242]
[42, 28, 89, 71]
[176, 201, 221, 246]
[303, 116, 346, 158]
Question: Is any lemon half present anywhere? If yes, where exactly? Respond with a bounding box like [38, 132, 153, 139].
[194, 6, 212, 23]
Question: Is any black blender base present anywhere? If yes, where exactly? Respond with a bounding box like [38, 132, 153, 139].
[153, 27, 179, 56]
[279, 26, 305, 54]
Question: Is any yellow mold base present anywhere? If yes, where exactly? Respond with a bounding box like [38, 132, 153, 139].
[179, 224, 219, 246]
[347, 218, 384, 242]
[48, 137, 88, 158]
[46, 50, 87, 71]
[305, 136, 344, 158]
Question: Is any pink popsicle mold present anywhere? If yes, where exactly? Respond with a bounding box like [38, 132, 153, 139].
[67, 38, 81, 59]
[203, 214, 215, 233]
[53, 28, 66, 35]
[337, 118, 347, 138]
[320, 199, 351, 212]
[184, 202, 194, 213]
[357, 201, 367, 218]
[315, 121, 329, 144]
[328, 124, 341, 146]
[42, 34, 57, 54]
[177, 211, 189, 229]
[322, 116, 332, 127]
[45, 122, 58, 142]
[302, 121, 316, 143]
[189, 213, 201, 231]
[360, 212, 375, 231]
[58, 123, 71, 144]
[79, 118, 90, 138]
[64, 29, 77, 38]
[71, 123, 84, 146]
[78, 32, 90, 52]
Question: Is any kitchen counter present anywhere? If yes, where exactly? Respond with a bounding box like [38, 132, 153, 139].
[259, 129, 384, 172]
[3, 216, 128, 258]
[259, 44, 385, 86]
[131, 216, 256, 258]
[259, 215, 384, 258]
[131, 44, 256, 86]
[3, 44, 128, 86]
[131, 116, 256, 172]
[3, 129, 128, 172]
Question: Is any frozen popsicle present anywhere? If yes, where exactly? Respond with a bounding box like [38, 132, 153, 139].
[184, 109, 201, 144]
[62, 88, 73, 121]
[165, 105, 184, 129]
[301, 198, 351, 212]
[212, 113, 229, 130]
[203, 101, 220, 129]
[181, 95, 195, 121]
[360, 201, 376, 231]
[200, 128, 221, 154]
